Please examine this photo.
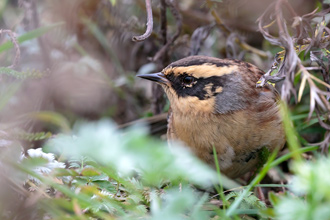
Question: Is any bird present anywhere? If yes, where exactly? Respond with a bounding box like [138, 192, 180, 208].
[137, 55, 285, 179]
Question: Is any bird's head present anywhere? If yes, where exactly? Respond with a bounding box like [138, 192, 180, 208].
[138, 56, 262, 115]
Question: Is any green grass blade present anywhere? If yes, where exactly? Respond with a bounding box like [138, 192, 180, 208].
[224, 145, 318, 216]
[11, 161, 123, 219]
[280, 101, 302, 162]
[0, 22, 64, 53]
[226, 147, 279, 217]
[213, 146, 229, 209]
[270, 145, 318, 167]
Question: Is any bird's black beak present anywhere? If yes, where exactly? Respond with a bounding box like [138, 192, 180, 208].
[137, 72, 170, 86]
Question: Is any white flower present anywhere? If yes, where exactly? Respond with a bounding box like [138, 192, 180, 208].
[26, 148, 65, 184]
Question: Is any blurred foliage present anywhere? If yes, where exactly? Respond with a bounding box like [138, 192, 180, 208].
[0, 0, 330, 219]
[1, 121, 221, 219]
[261, 158, 330, 220]
[0, 116, 327, 219]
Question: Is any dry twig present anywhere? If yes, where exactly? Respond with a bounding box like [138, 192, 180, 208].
[0, 29, 21, 69]
[153, 0, 182, 62]
[190, 23, 216, 56]
[257, 0, 330, 151]
[132, 0, 154, 42]
[160, 0, 167, 45]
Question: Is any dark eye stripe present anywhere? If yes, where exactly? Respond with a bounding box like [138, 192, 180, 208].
[166, 72, 227, 100]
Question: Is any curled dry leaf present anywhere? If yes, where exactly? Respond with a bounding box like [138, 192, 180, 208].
[257, 0, 330, 151]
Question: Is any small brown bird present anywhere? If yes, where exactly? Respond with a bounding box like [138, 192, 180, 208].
[138, 56, 285, 178]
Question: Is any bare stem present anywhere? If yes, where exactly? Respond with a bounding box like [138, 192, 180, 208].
[132, 0, 154, 42]
[0, 29, 21, 69]
[159, 0, 169, 64]
[237, 41, 269, 58]
[153, 0, 182, 62]
[160, 0, 167, 45]
[300, 35, 330, 45]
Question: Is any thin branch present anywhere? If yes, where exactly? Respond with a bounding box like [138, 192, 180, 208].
[304, 36, 330, 47]
[236, 41, 269, 58]
[151, 0, 168, 115]
[132, 0, 154, 42]
[0, 29, 21, 69]
[159, 0, 169, 64]
[166, 0, 182, 42]
[320, 131, 330, 154]
[160, 0, 167, 45]
[190, 23, 216, 56]
[153, 0, 182, 61]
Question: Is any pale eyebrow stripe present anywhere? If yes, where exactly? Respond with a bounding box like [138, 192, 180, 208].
[164, 64, 238, 78]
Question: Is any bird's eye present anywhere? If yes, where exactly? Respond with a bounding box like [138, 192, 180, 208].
[182, 76, 194, 85]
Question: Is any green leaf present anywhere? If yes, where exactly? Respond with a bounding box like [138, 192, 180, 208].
[91, 180, 117, 193]
[150, 188, 211, 220]
[268, 191, 280, 206]
[81, 167, 100, 176]
[53, 168, 79, 177]
[45, 120, 218, 188]
[260, 208, 276, 218]
[135, 205, 148, 215]
[0, 22, 64, 53]
[42, 198, 74, 214]
[109, 0, 116, 5]
[225, 191, 266, 210]
[79, 185, 100, 197]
